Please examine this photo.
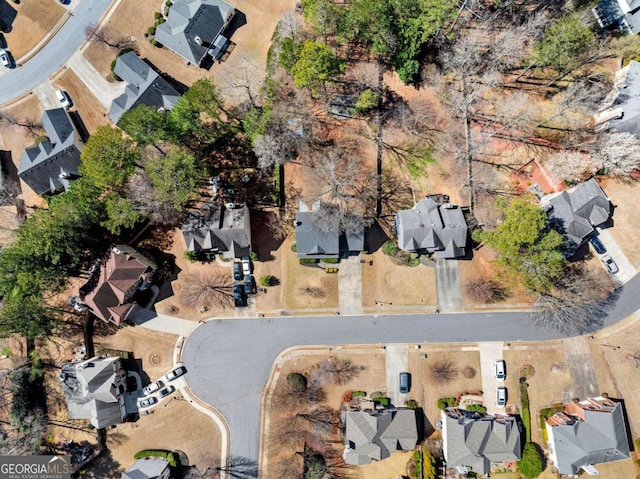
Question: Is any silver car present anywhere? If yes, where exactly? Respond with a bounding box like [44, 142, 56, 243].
[496, 387, 507, 407]
[143, 380, 164, 396]
[601, 255, 619, 274]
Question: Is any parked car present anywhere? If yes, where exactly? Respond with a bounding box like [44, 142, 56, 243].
[242, 256, 251, 275]
[494, 360, 506, 381]
[601, 254, 619, 274]
[142, 380, 164, 396]
[233, 262, 242, 281]
[496, 387, 507, 407]
[244, 275, 253, 295]
[0, 33, 6, 49]
[137, 396, 158, 409]
[56, 89, 72, 109]
[589, 236, 606, 255]
[399, 372, 411, 394]
[164, 366, 187, 382]
[233, 284, 245, 307]
[157, 385, 175, 398]
[0, 49, 12, 68]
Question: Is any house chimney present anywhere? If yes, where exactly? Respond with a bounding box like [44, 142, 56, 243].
[194, 35, 202, 45]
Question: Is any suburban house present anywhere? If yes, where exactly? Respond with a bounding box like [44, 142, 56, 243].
[122, 457, 171, 479]
[109, 52, 181, 125]
[78, 245, 157, 325]
[18, 108, 83, 196]
[182, 202, 251, 259]
[592, 0, 640, 34]
[60, 356, 127, 429]
[594, 60, 640, 135]
[294, 201, 365, 260]
[540, 179, 612, 251]
[343, 408, 420, 465]
[155, 0, 236, 66]
[394, 197, 468, 258]
[545, 397, 631, 476]
[442, 408, 522, 476]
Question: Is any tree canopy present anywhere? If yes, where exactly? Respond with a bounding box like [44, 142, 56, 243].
[290, 40, 345, 97]
[145, 150, 201, 211]
[531, 14, 595, 72]
[473, 198, 566, 293]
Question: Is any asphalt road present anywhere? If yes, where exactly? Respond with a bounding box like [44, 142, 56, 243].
[0, 0, 113, 106]
[182, 271, 640, 464]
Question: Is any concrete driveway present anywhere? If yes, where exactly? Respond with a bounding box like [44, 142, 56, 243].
[562, 336, 599, 402]
[338, 255, 363, 315]
[479, 342, 505, 415]
[385, 344, 408, 406]
[435, 258, 462, 312]
[595, 227, 636, 287]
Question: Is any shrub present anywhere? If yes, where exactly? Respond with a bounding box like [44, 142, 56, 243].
[407, 253, 421, 267]
[463, 366, 476, 378]
[148, 26, 156, 35]
[406, 399, 418, 409]
[323, 258, 339, 264]
[249, 251, 258, 261]
[154, 12, 163, 19]
[413, 450, 420, 461]
[299, 258, 318, 264]
[286, 373, 307, 392]
[466, 404, 487, 414]
[437, 397, 457, 409]
[259, 275, 273, 287]
[290, 243, 297, 252]
[355, 89, 378, 114]
[183, 250, 198, 263]
[382, 240, 398, 256]
[166, 0, 172, 4]
[370, 391, 384, 399]
[352, 390, 366, 397]
[518, 443, 544, 478]
[372, 397, 389, 406]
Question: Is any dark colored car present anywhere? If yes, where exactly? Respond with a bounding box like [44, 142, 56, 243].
[233, 262, 242, 281]
[244, 275, 253, 295]
[233, 284, 245, 307]
[589, 236, 606, 255]
[399, 372, 411, 394]
[157, 385, 175, 398]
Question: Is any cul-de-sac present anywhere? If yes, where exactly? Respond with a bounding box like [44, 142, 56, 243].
[2, 0, 640, 478]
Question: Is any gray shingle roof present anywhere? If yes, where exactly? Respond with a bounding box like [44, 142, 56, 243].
[295, 211, 339, 259]
[182, 203, 251, 259]
[17, 109, 82, 196]
[122, 457, 170, 479]
[109, 53, 181, 124]
[543, 179, 611, 248]
[344, 409, 419, 465]
[395, 198, 468, 258]
[442, 409, 521, 475]
[60, 357, 127, 429]
[155, 0, 235, 65]
[596, 61, 640, 133]
[548, 401, 630, 475]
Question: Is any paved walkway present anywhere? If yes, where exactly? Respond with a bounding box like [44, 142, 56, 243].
[479, 342, 504, 415]
[67, 50, 125, 110]
[338, 255, 363, 315]
[385, 344, 408, 406]
[562, 336, 599, 402]
[435, 258, 462, 312]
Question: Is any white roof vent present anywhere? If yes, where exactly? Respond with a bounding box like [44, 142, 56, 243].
[194, 36, 202, 45]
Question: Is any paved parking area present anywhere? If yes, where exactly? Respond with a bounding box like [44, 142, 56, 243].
[479, 342, 505, 415]
[594, 227, 636, 286]
[385, 344, 408, 406]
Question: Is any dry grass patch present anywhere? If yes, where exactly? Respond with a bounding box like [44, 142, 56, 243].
[600, 177, 640, 267]
[361, 249, 437, 309]
[2, 0, 65, 59]
[352, 450, 412, 479]
[53, 69, 108, 135]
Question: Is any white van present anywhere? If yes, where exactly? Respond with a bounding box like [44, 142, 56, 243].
[494, 360, 506, 381]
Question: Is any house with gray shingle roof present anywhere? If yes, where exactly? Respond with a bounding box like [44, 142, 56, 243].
[395, 198, 468, 259]
[109, 52, 181, 125]
[343, 408, 420, 465]
[546, 397, 631, 476]
[595, 60, 640, 134]
[122, 457, 171, 479]
[294, 201, 365, 259]
[442, 408, 521, 476]
[541, 179, 611, 252]
[593, 0, 640, 34]
[18, 108, 83, 196]
[60, 356, 127, 429]
[155, 0, 235, 66]
[182, 202, 251, 259]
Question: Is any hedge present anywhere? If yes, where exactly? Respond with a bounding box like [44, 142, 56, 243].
[133, 450, 177, 467]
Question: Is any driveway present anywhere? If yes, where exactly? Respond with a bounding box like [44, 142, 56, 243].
[435, 258, 462, 312]
[338, 255, 363, 315]
[479, 342, 504, 415]
[595, 227, 636, 287]
[0, 0, 113, 106]
[66, 50, 126, 110]
[385, 344, 408, 406]
[562, 336, 599, 402]
[177, 272, 640, 464]
[34, 81, 59, 110]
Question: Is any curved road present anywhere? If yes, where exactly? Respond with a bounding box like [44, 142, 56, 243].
[182, 272, 640, 464]
[0, 0, 113, 106]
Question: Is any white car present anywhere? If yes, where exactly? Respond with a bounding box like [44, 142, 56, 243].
[601, 255, 619, 274]
[242, 256, 251, 275]
[56, 89, 72, 109]
[142, 380, 164, 396]
[0, 49, 11, 68]
[494, 360, 506, 381]
[164, 366, 187, 382]
[496, 387, 507, 407]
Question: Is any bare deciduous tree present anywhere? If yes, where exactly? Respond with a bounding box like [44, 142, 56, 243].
[464, 276, 507, 303]
[311, 358, 362, 386]
[592, 132, 640, 179]
[544, 150, 595, 184]
[430, 359, 457, 383]
[85, 23, 135, 51]
[220, 55, 264, 108]
[296, 407, 338, 435]
[300, 287, 325, 299]
[127, 173, 183, 226]
[0, 112, 43, 138]
[180, 271, 234, 309]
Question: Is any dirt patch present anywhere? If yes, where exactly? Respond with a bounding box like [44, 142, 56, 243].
[2, 0, 65, 59]
[53, 68, 108, 135]
[361, 250, 437, 310]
